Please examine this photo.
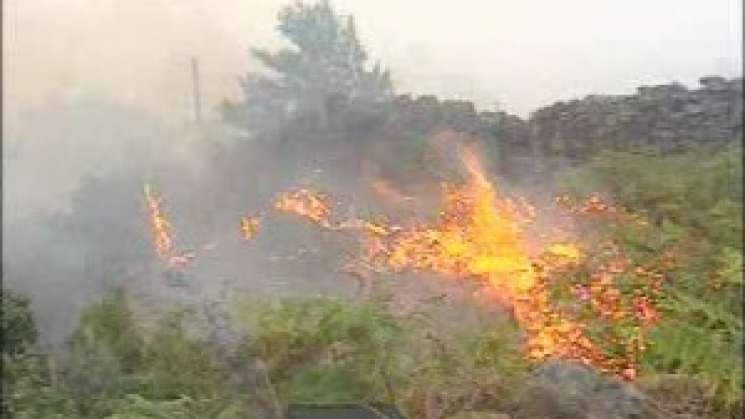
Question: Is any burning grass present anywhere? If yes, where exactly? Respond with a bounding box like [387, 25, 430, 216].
[346, 152, 666, 380]
[142, 149, 673, 381]
[140, 145, 676, 382]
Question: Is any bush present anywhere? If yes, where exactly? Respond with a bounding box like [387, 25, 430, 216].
[559, 148, 743, 417]
[2, 289, 38, 355]
[2, 289, 79, 418]
[237, 289, 529, 417]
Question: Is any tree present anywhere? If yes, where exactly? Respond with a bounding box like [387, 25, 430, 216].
[221, 0, 393, 133]
[2, 290, 80, 418]
[1, 289, 38, 356]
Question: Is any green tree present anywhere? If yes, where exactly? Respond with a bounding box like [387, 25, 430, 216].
[1, 290, 38, 355]
[2, 290, 79, 418]
[221, 0, 393, 133]
[559, 148, 743, 416]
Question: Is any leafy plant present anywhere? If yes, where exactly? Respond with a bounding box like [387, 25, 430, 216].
[559, 148, 743, 417]
[236, 289, 529, 418]
[2, 289, 38, 355]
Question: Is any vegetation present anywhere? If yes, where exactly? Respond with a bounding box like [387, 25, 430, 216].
[2, 287, 529, 418]
[221, 0, 393, 137]
[2, 290, 78, 418]
[560, 147, 743, 417]
[4, 1, 742, 418]
[236, 291, 528, 416]
[5, 161, 742, 416]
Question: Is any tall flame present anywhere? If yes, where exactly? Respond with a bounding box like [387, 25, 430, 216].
[144, 183, 173, 261]
[374, 153, 602, 366]
[143, 183, 196, 272]
[351, 150, 662, 379]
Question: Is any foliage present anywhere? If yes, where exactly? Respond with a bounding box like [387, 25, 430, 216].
[560, 147, 742, 241]
[559, 148, 743, 417]
[403, 322, 529, 418]
[136, 312, 228, 401]
[96, 394, 248, 419]
[237, 290, 528, 417]
[70, 289, 144, 370]
[2, 353, 79, 419]
[2, 289, 78, 418]
[222, 0, 393, 133]
[63, 292, 237, 417]
[2, 289, 38, 355]
[7, 147, 742, 417]
[3, 286, 527, 418]
[53, 172, 151, 287]
[237, 294, 410, 404]
[5, 3, 741, 418]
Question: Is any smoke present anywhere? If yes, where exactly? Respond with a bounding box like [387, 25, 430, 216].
[2, 92, 377, 345]
[4, 0, 741, 120]
[3, 0, 741, 347]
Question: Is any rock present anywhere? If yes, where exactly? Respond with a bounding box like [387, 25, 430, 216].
[498, 75, 741, 172]
[389, 75, 741, 178]
[513, 361, 659, 419]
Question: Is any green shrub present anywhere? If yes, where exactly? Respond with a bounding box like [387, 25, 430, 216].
[1, 289, 38, 355]
[237, 290, 528, 416]
[560, 148, 743, 417]
[1, 289, 79, 418]
[137, 312, 228, 401]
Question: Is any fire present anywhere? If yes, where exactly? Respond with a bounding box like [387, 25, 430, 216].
[544, 243, 582, 261]
[144, 184, 173, 261]
[144, 148, 664, 378]
[386, 180, 537, 295]
[274, 189, 332, 228]
[143, 183, 195, 272]
[349, 151, 663, 379]
[371, 159, 600, 365]
[240, 215, 260, 240]
[337, 218, 392, 236]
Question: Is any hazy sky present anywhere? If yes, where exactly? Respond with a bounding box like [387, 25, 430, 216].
[4, 0, 742, 120]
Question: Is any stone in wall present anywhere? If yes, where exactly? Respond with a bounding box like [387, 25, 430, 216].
[387, 75, 741, 178]
[523, 75, 742, 157]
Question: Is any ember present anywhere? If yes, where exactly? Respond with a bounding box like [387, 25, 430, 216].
[240, 215, 261, 240]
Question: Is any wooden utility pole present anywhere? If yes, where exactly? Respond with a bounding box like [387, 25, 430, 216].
[190, 56, 203, 125]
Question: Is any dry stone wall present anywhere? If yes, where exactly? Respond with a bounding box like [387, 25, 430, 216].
[393, 75, 742, 177]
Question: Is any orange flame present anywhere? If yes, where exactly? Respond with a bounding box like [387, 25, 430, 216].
[274, 189, 332, 228]
[145, 149, 663, 377]
[240, 215, 261, 240]
[347, 151, 663, 379]
[144, 184, 173, 261]
[374, 159, 601, 366]
[143, 183, 195, 272]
